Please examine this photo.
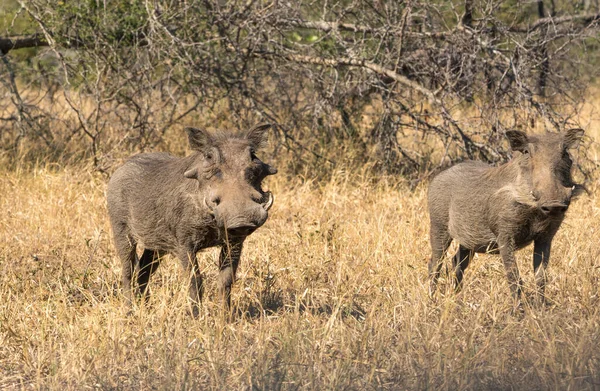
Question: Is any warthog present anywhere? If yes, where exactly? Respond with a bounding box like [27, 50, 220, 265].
[107, 124, 277, 315]
[428, 129, 584, 305]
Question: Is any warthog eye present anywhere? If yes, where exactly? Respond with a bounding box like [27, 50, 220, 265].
[204, 167, 221, 180]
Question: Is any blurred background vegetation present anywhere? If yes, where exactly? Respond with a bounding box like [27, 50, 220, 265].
[1, 0, 599, 179]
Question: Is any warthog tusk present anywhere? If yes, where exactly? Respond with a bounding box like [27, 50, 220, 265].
[203, 196, 214, 213]
[262, 191, 274, 211]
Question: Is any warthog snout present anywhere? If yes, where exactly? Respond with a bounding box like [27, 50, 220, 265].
[205, 191, 272, 209]
[204, 191, 273, 211]
[530, 190, 572, 215]
[204, 189, 274, 236]
[539, 201, 569, 216]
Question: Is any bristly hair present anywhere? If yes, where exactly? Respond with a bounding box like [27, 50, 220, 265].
[186, 125, 272, 151]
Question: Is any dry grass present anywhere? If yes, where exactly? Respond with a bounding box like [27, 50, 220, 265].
[1, 163, 599, 390]
[1, 102, 600, 390]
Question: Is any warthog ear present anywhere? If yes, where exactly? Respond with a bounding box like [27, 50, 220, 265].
[265, 164, 278, 175]
[246, 123, 272, 149]
[185, 127, 214, 152]
[563, 128, 584, 150]
[505, 130, 529, 153]
[184, 168, 198, 179]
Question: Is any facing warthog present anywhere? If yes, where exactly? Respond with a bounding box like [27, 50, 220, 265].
[107, 124, 277, 316]
[428, 129, 585, 306]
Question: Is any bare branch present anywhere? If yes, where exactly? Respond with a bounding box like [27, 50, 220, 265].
[274, 52, 440, 104]
[280, 18, 452, 39]
[0, 34, 48, 54]
[509, 12, 600, 33]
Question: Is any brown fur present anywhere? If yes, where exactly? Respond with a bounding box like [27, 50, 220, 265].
[427, 129, 585, 306]
[107, 124, 277, 316]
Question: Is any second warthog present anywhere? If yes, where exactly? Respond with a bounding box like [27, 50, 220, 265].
[428, 129, 585, 305]
[107, 124, 277, 315]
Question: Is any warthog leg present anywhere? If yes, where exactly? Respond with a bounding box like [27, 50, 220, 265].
[498, 236, 524, 307]
[113, 229, 137, 307]
[428, 226, 451, 297]
[453, 245, 474, 292]
[137, 249, 161, 301]
[218, 240, 244, 312]
[533, 240, 552, 305]
[178, 250, 203, 318]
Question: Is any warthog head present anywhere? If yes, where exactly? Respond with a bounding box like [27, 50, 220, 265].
[506, 128, 584, 216]
[183, 124, 277, 237]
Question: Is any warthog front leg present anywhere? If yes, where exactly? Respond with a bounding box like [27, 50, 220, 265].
[218, 240, 244, 312]
[453, 245, 474, 292]
[533, 240, 551, 305]
[178, 250, 203, 318]
[498, 236, 523, 307]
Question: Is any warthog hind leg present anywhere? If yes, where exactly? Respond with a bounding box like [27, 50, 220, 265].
[453, 245, 473, 292]
[113, 228, 137, 307]
[428, 226, 452, 297]
[137, 249, 161, 301]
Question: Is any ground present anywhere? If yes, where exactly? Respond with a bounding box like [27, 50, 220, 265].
[1, 156, 600, 389]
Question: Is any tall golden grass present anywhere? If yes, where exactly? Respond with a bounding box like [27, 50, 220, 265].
[0, 96, 599, 389]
